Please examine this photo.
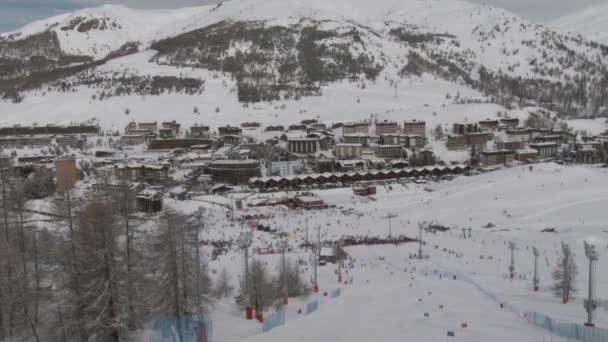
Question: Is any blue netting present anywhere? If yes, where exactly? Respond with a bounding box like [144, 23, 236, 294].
[526, 312, 608, 342]
[306, 300, 319, 315]
[331, 288, 341, 298]
[262, 310, 286, 333]
[152, 317, 212, 342]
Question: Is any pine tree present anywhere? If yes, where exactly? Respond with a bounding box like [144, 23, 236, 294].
[153, 208, 213, 322]
[552, 242, 578, 304]
[246, 259, 277, 315]
[73, 201, 124, 341]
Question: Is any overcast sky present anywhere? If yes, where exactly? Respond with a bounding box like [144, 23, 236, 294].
[0, 0, 604, 32]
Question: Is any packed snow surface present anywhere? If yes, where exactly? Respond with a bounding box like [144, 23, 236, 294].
[141, 163, 608, 341]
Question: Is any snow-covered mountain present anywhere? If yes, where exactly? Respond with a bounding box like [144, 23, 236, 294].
[1, 0, 607, 128]
[550, 3, 608, 44]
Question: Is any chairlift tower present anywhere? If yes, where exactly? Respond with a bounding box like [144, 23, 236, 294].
[279, 237, 289, 305]
[532, 246, 540, 292]
[508, 242, 516, 280]
[313, 224, 320, 292]
[337, 239, 343, 283]
[417, 222, 425, 259]
[237, 231, 253, 303]
[386, 213, 398, 239]
[583, 241, 599, 327]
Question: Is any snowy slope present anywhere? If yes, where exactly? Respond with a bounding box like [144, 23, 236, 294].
[2, 0, 608, 125]
[141, 163, 608, 341]
[550, 4, 608, 44]
[0, 5, 208, 59]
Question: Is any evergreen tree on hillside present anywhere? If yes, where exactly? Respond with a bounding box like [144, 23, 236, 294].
[552, 242, 578, 304]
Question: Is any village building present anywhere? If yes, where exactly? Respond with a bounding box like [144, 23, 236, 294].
[404, 120, 426, 137]
[0, 124, 99, 136]
[218, 126, 242, 136]
[249, 165, 472, 190]
[162, 121, 180, 134]
[353, 184, 377, 196]
[191, 145, 211, 154]
[481, 150, 515, 166]
[136, 189, 163, 213]
[319, 135, 335, 151]
[148, 138, 213, 151]
[453, 123, 480, 135]
[529, 143, 559, 158]
[121, 134, 148, 145]
[0, 135, 53, 147]
[241, 122, 261, 128]
[288, 138, 319, 154]
[92, 181, 145, 211]
[311, 123, 326, 130]
[159, 127, 177, 139]
[18, 155, 55, 164]
[138, 122, 158, 134]
[499, 117, 520, 129]
[375, 145, 404, 160]
[335, 143, 363, 160]
[190, 125, 210, 138]
[375, 121, 399, 135]
[56, 135, 86, 149]
[505, 129, 531, 143]
[405, 135, 425, 148]
[115, 164, 170, 184]
[447, 134, 467, 150]
[515, 148, 539, 162]
[265, 125, 285, 132]
[526, 128, 544, 142]
[379, 134, 401, 146]
[574, 142, 602, 164]
[478, 119, 499, 131]
[344, 133, 370, 147]
[495, 133, 527, 150]
[343, 122, 369, 135]
[294, 195, 325, 209]
[208, 160, 260, 184]
[310, 157, 336, 173]
[534, 135, 562, 145]
[270, 160, 306, 176]
[288, 124, 308, 131]
[465, 132, 493, 150]
[55, 159, 78, 192]
[219, 134, 242, 146]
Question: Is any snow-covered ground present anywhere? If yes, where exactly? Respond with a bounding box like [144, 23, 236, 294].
[148, 163, 607, 341]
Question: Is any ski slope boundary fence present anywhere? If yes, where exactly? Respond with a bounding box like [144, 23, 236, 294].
[306, 300, 319, 315]
[423, 264, 608, 342]
[526, 312, 608, 342]
[150, 317, 213, 342]
[263, 310, 286, 333]
[331, 288, 341, 298]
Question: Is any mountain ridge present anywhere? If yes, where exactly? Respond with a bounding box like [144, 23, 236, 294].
[1, 0, 608, 124]
[550, 3, 608, 44]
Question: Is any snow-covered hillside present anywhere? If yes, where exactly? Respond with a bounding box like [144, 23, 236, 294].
[1, 0, 608, 126]
[0, 5, 206, 60]
[551, 4, 608, 44]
